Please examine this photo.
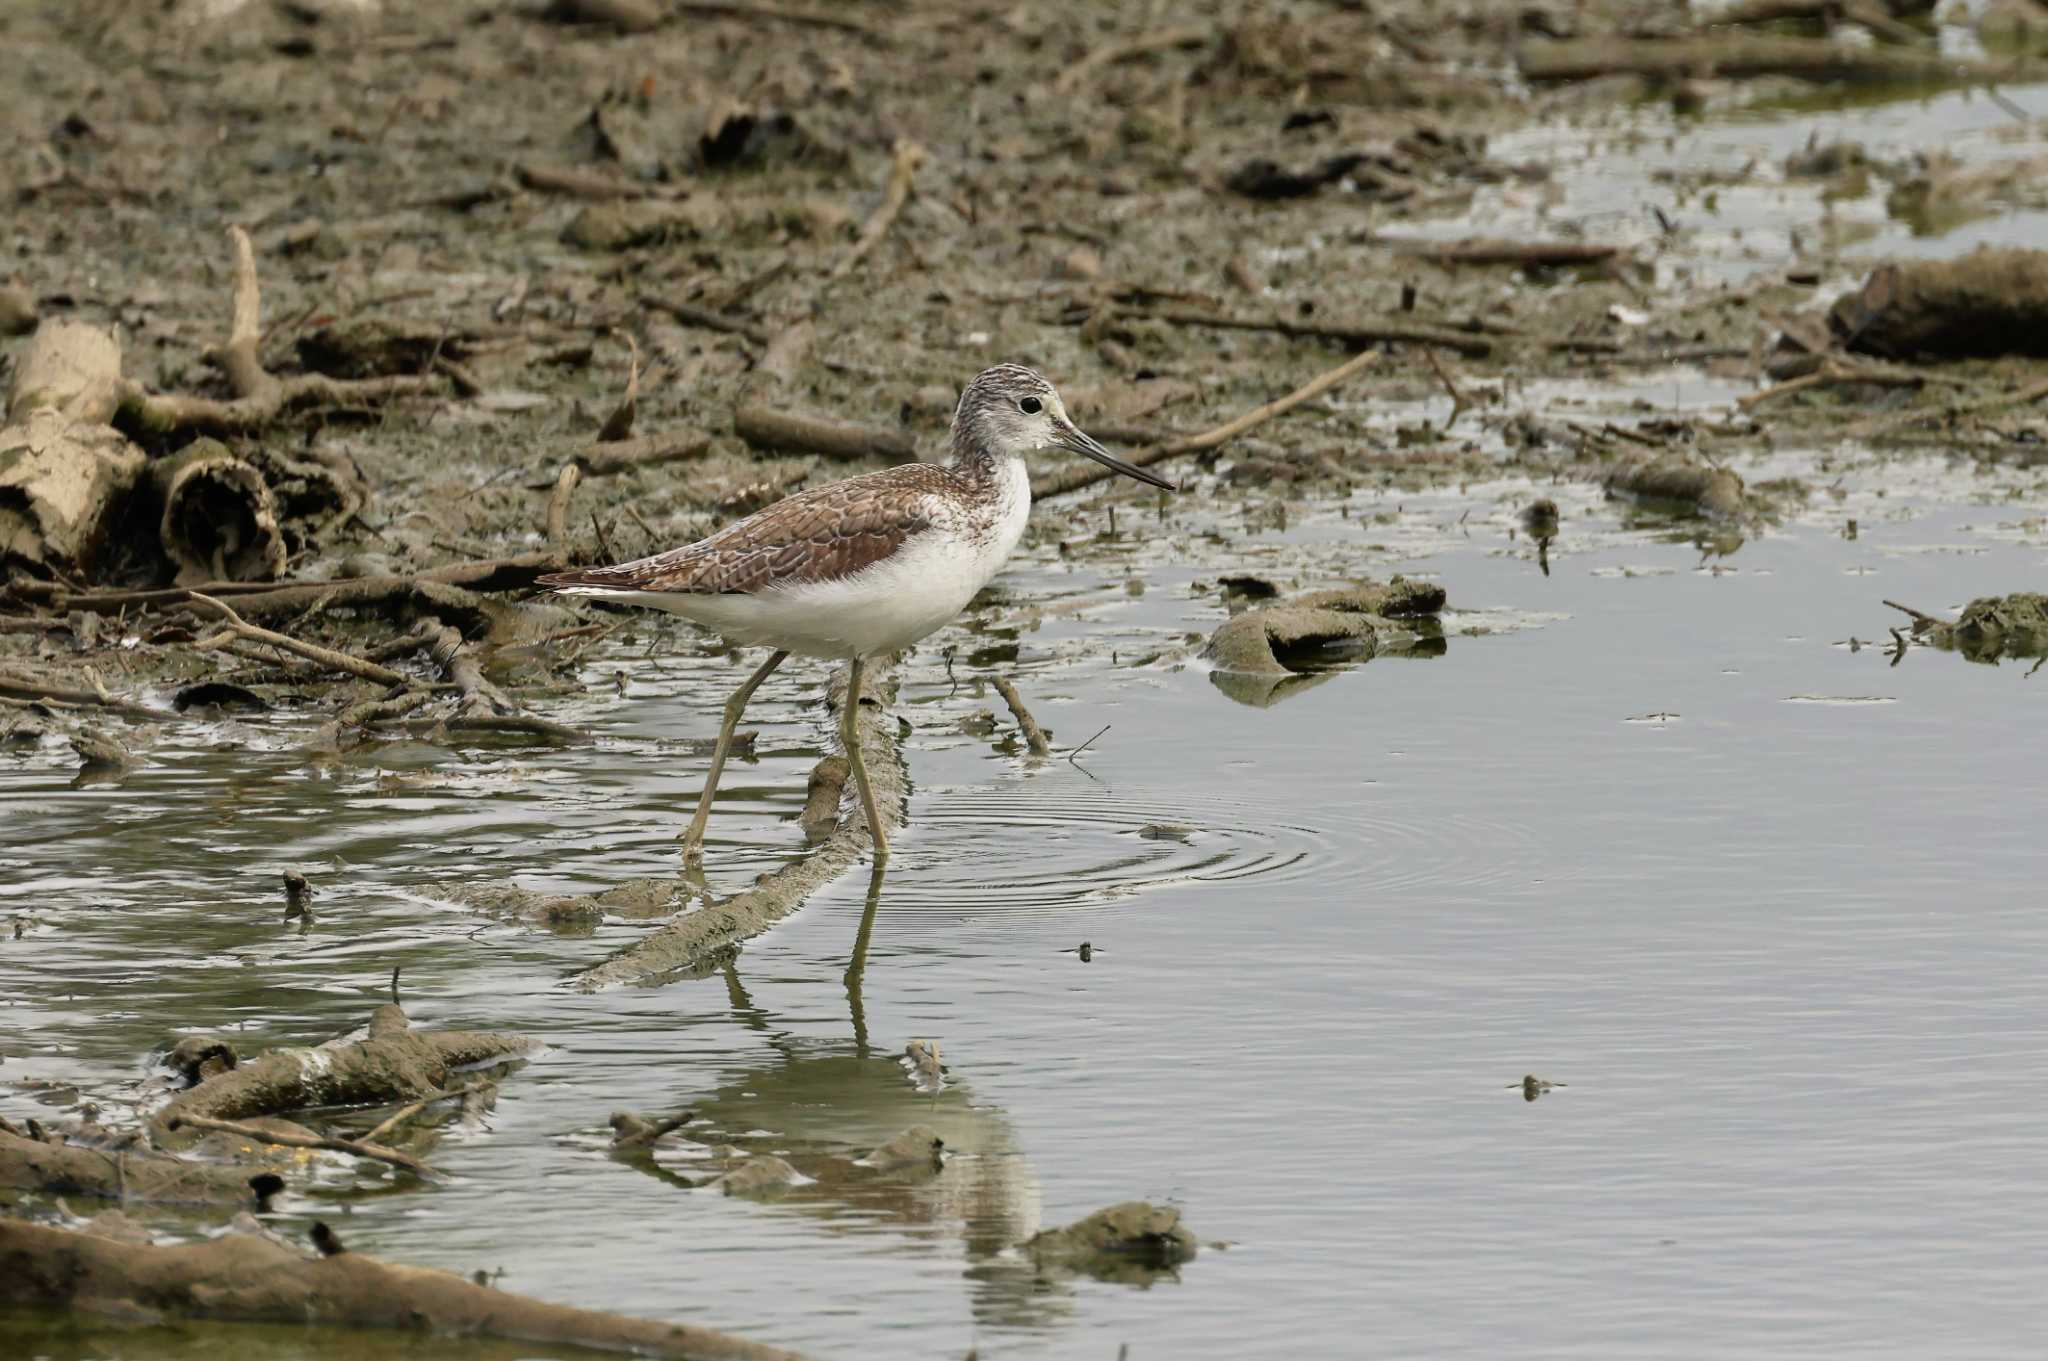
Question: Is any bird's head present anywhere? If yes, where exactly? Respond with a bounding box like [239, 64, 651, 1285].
[952, 363, 1176, 491]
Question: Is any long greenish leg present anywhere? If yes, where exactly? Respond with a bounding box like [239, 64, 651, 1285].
[842, 655, 889, 861]
[678, 649, 789, 860]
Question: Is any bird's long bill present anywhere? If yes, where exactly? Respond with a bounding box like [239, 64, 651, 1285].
[1053, 419, 1177, 491]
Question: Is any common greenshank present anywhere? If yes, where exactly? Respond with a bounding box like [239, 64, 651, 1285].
[538, 364, 1174, 862]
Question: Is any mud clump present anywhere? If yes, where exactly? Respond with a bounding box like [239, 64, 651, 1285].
[1202, 578, 1447, 677]
[1025, 1201, 1199, 1283]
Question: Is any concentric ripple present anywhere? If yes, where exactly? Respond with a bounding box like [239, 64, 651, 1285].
[876, 781, 1551, 918]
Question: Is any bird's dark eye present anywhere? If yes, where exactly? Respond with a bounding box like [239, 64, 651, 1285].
[1019, 396, 1042, 415]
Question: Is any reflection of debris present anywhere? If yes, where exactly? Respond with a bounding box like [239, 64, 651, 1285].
[861, 1125, 944, 1174]
[1025, 1201, 1199, 1283]
[716, 1155, 801, 1197]
[904, 1039, 945, 1092]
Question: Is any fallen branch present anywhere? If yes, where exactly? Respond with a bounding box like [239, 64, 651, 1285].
[641, 294, 771, 346]
[1737, 357, 1930, 409]
[832, 139, 926, 278]
[0, 1126, 268, 1206]
[597, 331, 640, 442]
[545, 463, 582, 545]
[1518, 36, 2015, 85]
[516, 161, 654, 200]
[991, 675, 1052, 756]
[0, 1219, 810, 1361]
[1383, 237, 1622, 268]
[734, 405, 916, 461]
[189, 593, 411, 688]
[1033, 347, 1383, 498]
[156, 1005, 533, 1129]
[0, 669, 185, 722]
[1123, 304, 1492, 357]
[118, 228, 438, 436]
[574, 428, 715, 475]
[163, 1112, 438, 1179]
[7, 553, 563, 621]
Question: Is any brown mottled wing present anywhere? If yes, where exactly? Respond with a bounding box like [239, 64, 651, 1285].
[538, 465, 952, 596]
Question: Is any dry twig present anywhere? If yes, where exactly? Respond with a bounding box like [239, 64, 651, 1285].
[189, 593, 410, 688]
[1034, 347, 1384, 498]
[833, 140, 927, 278]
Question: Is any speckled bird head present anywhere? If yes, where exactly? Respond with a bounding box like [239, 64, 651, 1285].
[951, 364, 1176, 491]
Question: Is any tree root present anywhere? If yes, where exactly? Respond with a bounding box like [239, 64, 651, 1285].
[0, 1218, 811, 1361]
[116, 227, 440, 438]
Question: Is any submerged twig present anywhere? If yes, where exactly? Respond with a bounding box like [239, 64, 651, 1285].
[164, 1112, 438, 1178]
[991, 675, 1053, 756]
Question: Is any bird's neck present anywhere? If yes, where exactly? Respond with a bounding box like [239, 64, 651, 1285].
[947, 435, 1016, 484]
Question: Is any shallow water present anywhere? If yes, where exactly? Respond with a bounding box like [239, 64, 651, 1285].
[7, 439, 2048, 1358]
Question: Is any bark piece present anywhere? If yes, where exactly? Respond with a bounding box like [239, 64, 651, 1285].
[0, 410, 147, 575]
[154, 438, 288, 584]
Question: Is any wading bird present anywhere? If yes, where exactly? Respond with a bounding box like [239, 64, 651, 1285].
[537, 364, 1174, 862]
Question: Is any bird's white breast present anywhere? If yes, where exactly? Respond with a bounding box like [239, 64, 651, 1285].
[607, 457, 1032, 659]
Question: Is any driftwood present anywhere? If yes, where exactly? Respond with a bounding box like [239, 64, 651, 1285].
[575, 428, 716, 475]
[1887, 593, 2048, 661]
[0, 1126, 271, 1206]
[0, 1219, 809, 1361]
[122, 229, 438, 436]
[152, 439, 287, 584]
[1, 323, 147, 576]
[156, 1005, 533, 1131]
[0, 668, 186, 722]
[162, 1112, 437, 1179]
[1830, 248, 2048, 359]
[734, 405, 916, 462]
